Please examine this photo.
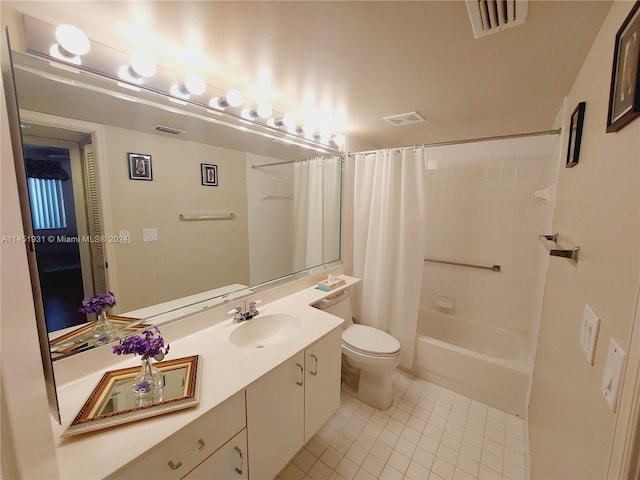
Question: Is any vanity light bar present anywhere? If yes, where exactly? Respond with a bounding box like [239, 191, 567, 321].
[21, 14, 345, 151]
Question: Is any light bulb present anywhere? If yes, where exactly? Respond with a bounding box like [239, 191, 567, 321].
[256, 102, 272, 119]
[334, 134, 346, 147]
[283, 113, 296, 129]
[226, 89, 243, 107]
[55, 24, 90, 56]
[184, 74, 205, 95]
[130, 52, 156, 78]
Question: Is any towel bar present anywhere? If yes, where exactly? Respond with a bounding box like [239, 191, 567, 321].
[539, 233, 580, 263]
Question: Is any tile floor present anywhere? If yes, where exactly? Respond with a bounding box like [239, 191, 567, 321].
[277, 370, 529, 480]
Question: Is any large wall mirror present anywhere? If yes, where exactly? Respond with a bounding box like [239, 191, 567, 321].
[10, 45, 343, 361]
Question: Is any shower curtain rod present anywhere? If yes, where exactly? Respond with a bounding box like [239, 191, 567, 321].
[251, 154, 342, 169]
[348, 128, 561, 156]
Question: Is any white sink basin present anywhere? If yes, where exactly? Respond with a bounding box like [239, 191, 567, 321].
[229, 314, 301, 348]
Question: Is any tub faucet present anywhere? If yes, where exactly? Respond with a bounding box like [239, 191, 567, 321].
[228, 300, 261, 323]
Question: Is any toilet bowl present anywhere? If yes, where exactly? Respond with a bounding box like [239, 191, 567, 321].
[314, 290, 401, 410]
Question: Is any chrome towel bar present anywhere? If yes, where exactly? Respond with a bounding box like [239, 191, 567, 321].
[424, 258, 501, 272]
[539, 233, 580, 263]
[179, 213, 236, 221]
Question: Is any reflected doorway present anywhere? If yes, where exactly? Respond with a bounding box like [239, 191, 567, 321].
[21, 125, 106, 333]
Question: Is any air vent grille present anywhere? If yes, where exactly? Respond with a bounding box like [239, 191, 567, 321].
[383, 111, 425, 127]
[465, 0, 528, 39]
[155, 125, 187, 135]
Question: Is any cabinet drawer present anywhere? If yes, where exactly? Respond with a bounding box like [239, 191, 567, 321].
[109, 391, 246, 480]
[183, 429, 247, 480]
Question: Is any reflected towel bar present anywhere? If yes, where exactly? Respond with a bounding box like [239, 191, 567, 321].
[539, 233, 580, 263]
[424, 258, 501, 272]
[262, 194, 293, 200]
[179, 213, 236, 221]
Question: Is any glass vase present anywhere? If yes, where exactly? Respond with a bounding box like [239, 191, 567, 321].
[132, 356, 164, 404]
[90, 311, 115, 345]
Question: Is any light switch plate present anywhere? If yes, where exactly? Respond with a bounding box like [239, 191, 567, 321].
[142, 228, 158, 242]
[601, 337, 626, 412]
[580, 304, 600, 365]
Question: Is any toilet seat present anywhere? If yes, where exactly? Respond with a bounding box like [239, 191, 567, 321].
[342, 325, 400, 356]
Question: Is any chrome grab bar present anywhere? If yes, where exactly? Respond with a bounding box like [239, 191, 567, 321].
[424, 258, 501, 272]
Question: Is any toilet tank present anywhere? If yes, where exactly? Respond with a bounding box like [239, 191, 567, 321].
[313, 290, 354, 328]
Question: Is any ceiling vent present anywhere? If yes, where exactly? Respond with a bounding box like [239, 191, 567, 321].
[383, 111, 425, 127]
[155, 125, 186, 135]
[465, 0, 528, 39]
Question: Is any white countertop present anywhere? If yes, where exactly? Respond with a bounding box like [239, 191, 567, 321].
[51, 275, 359, 479]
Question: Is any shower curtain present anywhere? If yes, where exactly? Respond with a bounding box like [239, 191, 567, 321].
[352, 148, 427, 368]
[292, 156, 342, 272]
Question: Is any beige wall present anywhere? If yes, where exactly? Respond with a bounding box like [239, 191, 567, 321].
[103, 126, 250, 312]
[528, 2, 640, 478]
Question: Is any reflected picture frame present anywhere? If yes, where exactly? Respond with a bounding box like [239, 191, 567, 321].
[566, 102, 586, 168]
[128, 153, 153, 180]
[201, 163, 218, 186]
[606, 1, 640, 133]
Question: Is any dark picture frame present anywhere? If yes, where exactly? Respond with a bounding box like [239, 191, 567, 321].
[606, 1, 640, 133]
[566, 102, 586, 168]
[201, 163, 218, 186]
[128, 153, 152, 180]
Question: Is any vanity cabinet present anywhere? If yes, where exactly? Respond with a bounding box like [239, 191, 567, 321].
[108, 391, 246, 480]
[246, 327, 342, 479]
[304, 327, 342, 443]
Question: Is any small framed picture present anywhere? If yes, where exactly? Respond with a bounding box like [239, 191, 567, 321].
[128, 153, 152, 180]
[606, 1, 640, 133]
[566, 102, 586, 168]
[201, 163, 218, 186]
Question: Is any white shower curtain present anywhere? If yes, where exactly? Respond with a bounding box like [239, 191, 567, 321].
[292, 156, 342, 272]
[352, 148, 427, 368]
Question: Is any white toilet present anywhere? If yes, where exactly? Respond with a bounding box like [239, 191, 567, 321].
[314, 289, 401, 410]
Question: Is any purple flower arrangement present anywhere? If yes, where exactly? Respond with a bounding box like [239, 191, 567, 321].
[112, 327, 170, 361]
[79, 291, 116, 315]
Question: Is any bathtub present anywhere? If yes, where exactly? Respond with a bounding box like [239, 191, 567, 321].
[410, 308, 532, 417]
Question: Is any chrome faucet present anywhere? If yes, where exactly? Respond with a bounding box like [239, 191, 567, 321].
[228, 300, 261, 323]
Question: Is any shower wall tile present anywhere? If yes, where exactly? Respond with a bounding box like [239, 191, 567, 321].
[421, 136, 559, 336]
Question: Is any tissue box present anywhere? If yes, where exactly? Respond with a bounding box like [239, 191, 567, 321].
[316, 277, 346, 291]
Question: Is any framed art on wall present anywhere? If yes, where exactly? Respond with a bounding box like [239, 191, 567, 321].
[567, 102, 586, 168]
[607, 1, 640, 133]
[201, 163, 218, 186]
[128, 153, 152, 180]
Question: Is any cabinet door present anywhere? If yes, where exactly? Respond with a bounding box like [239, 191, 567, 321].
[182, 429, 247, 480]
[304, 327, 342, 443]
[246, 352, 305, 480]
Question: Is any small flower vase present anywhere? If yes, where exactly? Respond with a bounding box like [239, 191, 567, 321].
[90, 311, 115, 345]
[132, 356, 164, 404]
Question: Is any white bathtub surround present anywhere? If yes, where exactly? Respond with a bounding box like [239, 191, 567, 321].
[352, 148, 428, 368]
[293, 156, 342, 272]
[277, 370, 529, 480]
[412, 308, 531, 417]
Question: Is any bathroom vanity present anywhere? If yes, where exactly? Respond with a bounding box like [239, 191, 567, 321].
[51, 274, 359, 479]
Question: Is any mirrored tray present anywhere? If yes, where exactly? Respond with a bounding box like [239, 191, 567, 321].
[63, 355, 200, 437]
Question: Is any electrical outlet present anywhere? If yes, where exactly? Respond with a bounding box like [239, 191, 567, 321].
[118, 230, 130, 244]
[601, 338, 626, 412]
[579, 304, 600, 365]
[142, 228, 158, 242]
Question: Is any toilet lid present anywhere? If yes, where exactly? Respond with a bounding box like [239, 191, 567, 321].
[342, 325, 401, 355]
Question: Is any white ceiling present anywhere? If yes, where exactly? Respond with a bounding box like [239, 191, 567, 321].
[2, 1, 612, 150]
